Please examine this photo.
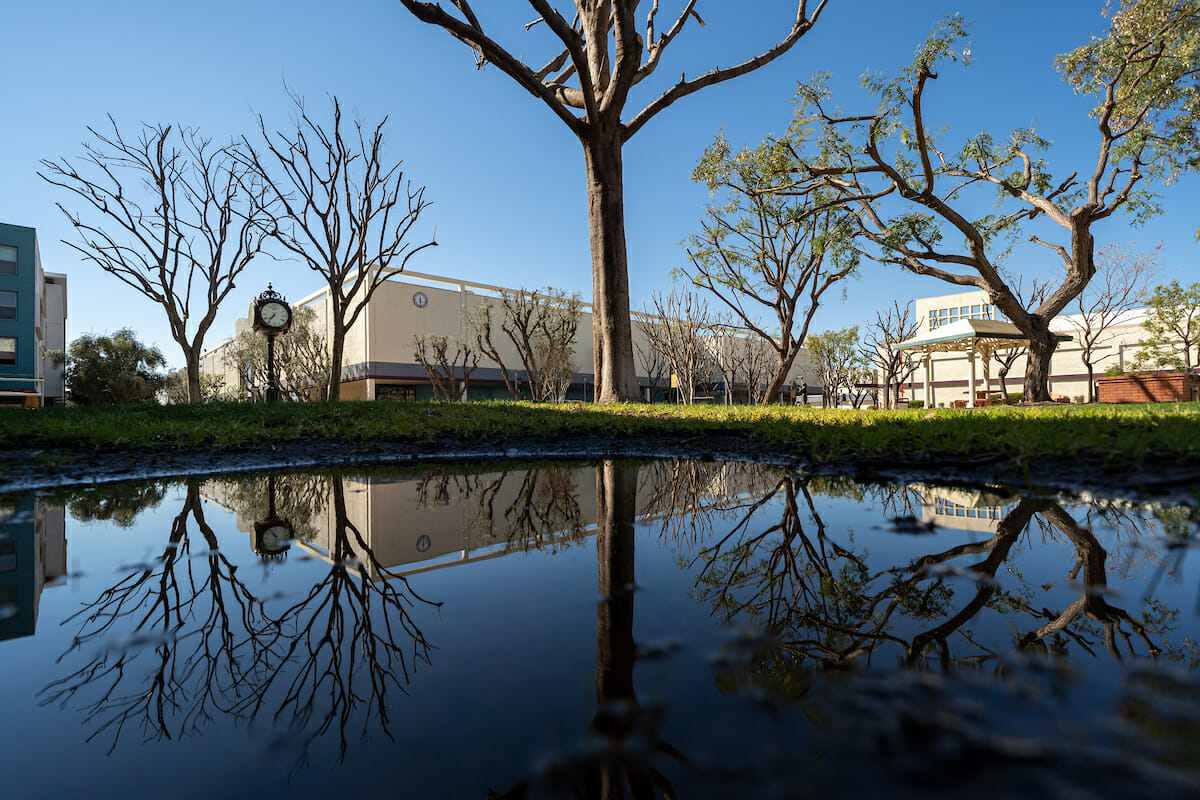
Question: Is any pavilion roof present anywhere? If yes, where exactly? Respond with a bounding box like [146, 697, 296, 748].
[897, 318, 1070, 354]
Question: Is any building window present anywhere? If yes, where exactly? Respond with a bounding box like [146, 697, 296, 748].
[377, 384, 417, 401]
[0, 246, 15, 276]
[0, 337, 15, 365]
[929, 303, 996, 330]
[0, 291, 15, 321]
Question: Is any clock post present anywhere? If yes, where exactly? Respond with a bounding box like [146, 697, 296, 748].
[252, 284, 293, 403]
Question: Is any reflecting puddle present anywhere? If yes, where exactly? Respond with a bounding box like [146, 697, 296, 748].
[1, 461, 1198, 798]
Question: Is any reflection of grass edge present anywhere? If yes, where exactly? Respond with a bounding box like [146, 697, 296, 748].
[1, 400, 1198, 465]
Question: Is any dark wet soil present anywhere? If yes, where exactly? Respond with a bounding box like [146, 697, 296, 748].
[5, 433, 1200, 504]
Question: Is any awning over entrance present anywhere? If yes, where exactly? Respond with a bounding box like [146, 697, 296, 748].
[896, 319, 1070, 407]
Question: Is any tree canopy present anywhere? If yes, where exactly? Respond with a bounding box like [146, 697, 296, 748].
[61, 329, 166, 406]
[779, 1, 1200, 401]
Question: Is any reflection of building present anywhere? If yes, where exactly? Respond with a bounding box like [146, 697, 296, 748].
[203, 463, 780, 574]
[0, 223, 68, 407]
[912, 483, 1010, 533]
[0, 497, 67, 641]
[200, 271, 818, 403]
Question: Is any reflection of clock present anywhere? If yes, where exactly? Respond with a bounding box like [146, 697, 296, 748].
[253, 517, 294, 556]
[416, 534, 431, 552]
[412, 291, 428, 308]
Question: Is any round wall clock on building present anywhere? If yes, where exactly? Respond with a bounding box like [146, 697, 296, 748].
[412, 291, 428, 308]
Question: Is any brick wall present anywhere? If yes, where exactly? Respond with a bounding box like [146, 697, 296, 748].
[1097, 372, 1200, 403]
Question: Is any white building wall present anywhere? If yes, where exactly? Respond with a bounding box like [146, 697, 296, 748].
[902, 290, 1154, 406]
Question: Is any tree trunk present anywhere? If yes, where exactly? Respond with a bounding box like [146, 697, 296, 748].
[1022, 319, 1059, 403]
[763, 349, 801, 407]
[328, 321, 345, 402]
[1085, 362, 1096, 403]
[594, 460, 637, 718]
[184, 345, 202, 404]
[582, 134, 640, 403]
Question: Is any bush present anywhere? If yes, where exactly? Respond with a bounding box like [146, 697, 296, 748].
[907, 400, 924, 409]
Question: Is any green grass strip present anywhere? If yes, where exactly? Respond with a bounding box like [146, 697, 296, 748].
[2, 400, 1198, 467]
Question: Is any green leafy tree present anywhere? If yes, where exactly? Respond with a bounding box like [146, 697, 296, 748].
[805, 326, 866, 408]
[785, 1, 1200, 401]
[1132, 279, 1200, 371]
[163, 370, 225, 404]
[684, 132, 858, 404]
[61, 329, 166, 406]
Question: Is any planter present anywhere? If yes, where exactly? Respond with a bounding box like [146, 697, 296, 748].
[1096, 371, 1200, 403]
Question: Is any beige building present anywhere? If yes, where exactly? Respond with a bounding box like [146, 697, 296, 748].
[896, 290, 1155, 407]
[201, 270, 819, 404]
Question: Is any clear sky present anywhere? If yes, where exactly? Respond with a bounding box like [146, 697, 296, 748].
[2, 1, 1196, 370]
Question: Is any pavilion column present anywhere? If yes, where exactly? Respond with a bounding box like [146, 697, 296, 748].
[967, 349, 977, 408]
[923, 351, 933, 408]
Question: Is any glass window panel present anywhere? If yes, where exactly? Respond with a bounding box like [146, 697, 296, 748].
[0, 245, 15, 275]
[0, 337, 15, 365]
[0, 291, 14, 321]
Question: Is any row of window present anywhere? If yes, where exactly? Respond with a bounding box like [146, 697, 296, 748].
[933, 497, 1003, 520]
[0, 246, 15, 276]
[0, 244, 18, 331]
[929, 303, 995, 330]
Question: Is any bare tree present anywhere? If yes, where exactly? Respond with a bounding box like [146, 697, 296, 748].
[632, 315, 670, 402]
[40, 118, 275, 402]
[643, 288, 712, 404]
[684, 131, 858, 403]
[1066, 243, 1157, 400]
[707, 324, 743, 405]
[244, 92, 437, 401]
[991, 347, 1024, 400]
[397, 1, 829, 402]
[861, 301, 920, 409]
[467, 301, 523, 398]
[787, 4, 1200, 401]
[413, 334, 480, 400]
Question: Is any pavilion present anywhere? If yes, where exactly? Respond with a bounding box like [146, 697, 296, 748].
[896, 318, 1071, 408]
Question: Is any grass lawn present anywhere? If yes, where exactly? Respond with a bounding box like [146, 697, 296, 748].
[2, 400, 1198, 467]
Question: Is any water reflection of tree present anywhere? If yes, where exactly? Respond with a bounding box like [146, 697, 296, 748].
[638, 459, 783, 547]
[493, 461, 682, 799]
[61, 480, 169, 527]
[692, 479, 1173, 671]
[241, 476, 438, 764]
[213, 472, 333, 543]
[414, 465, 587, 552]
[42, 482, 270, 752]
[42, 476, 437, 766]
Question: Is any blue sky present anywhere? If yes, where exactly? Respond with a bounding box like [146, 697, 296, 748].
[2, 1, 1196, 370]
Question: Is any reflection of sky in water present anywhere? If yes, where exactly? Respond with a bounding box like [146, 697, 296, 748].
[0, 463, 1197, 799]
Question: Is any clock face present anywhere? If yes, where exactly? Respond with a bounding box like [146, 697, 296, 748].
[261, 301, 290, 328]
[262, 524, 292, 552]
[412, 291, 428, 308]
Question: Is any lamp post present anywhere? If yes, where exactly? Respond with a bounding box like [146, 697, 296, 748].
[252, 284, 293, 402]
